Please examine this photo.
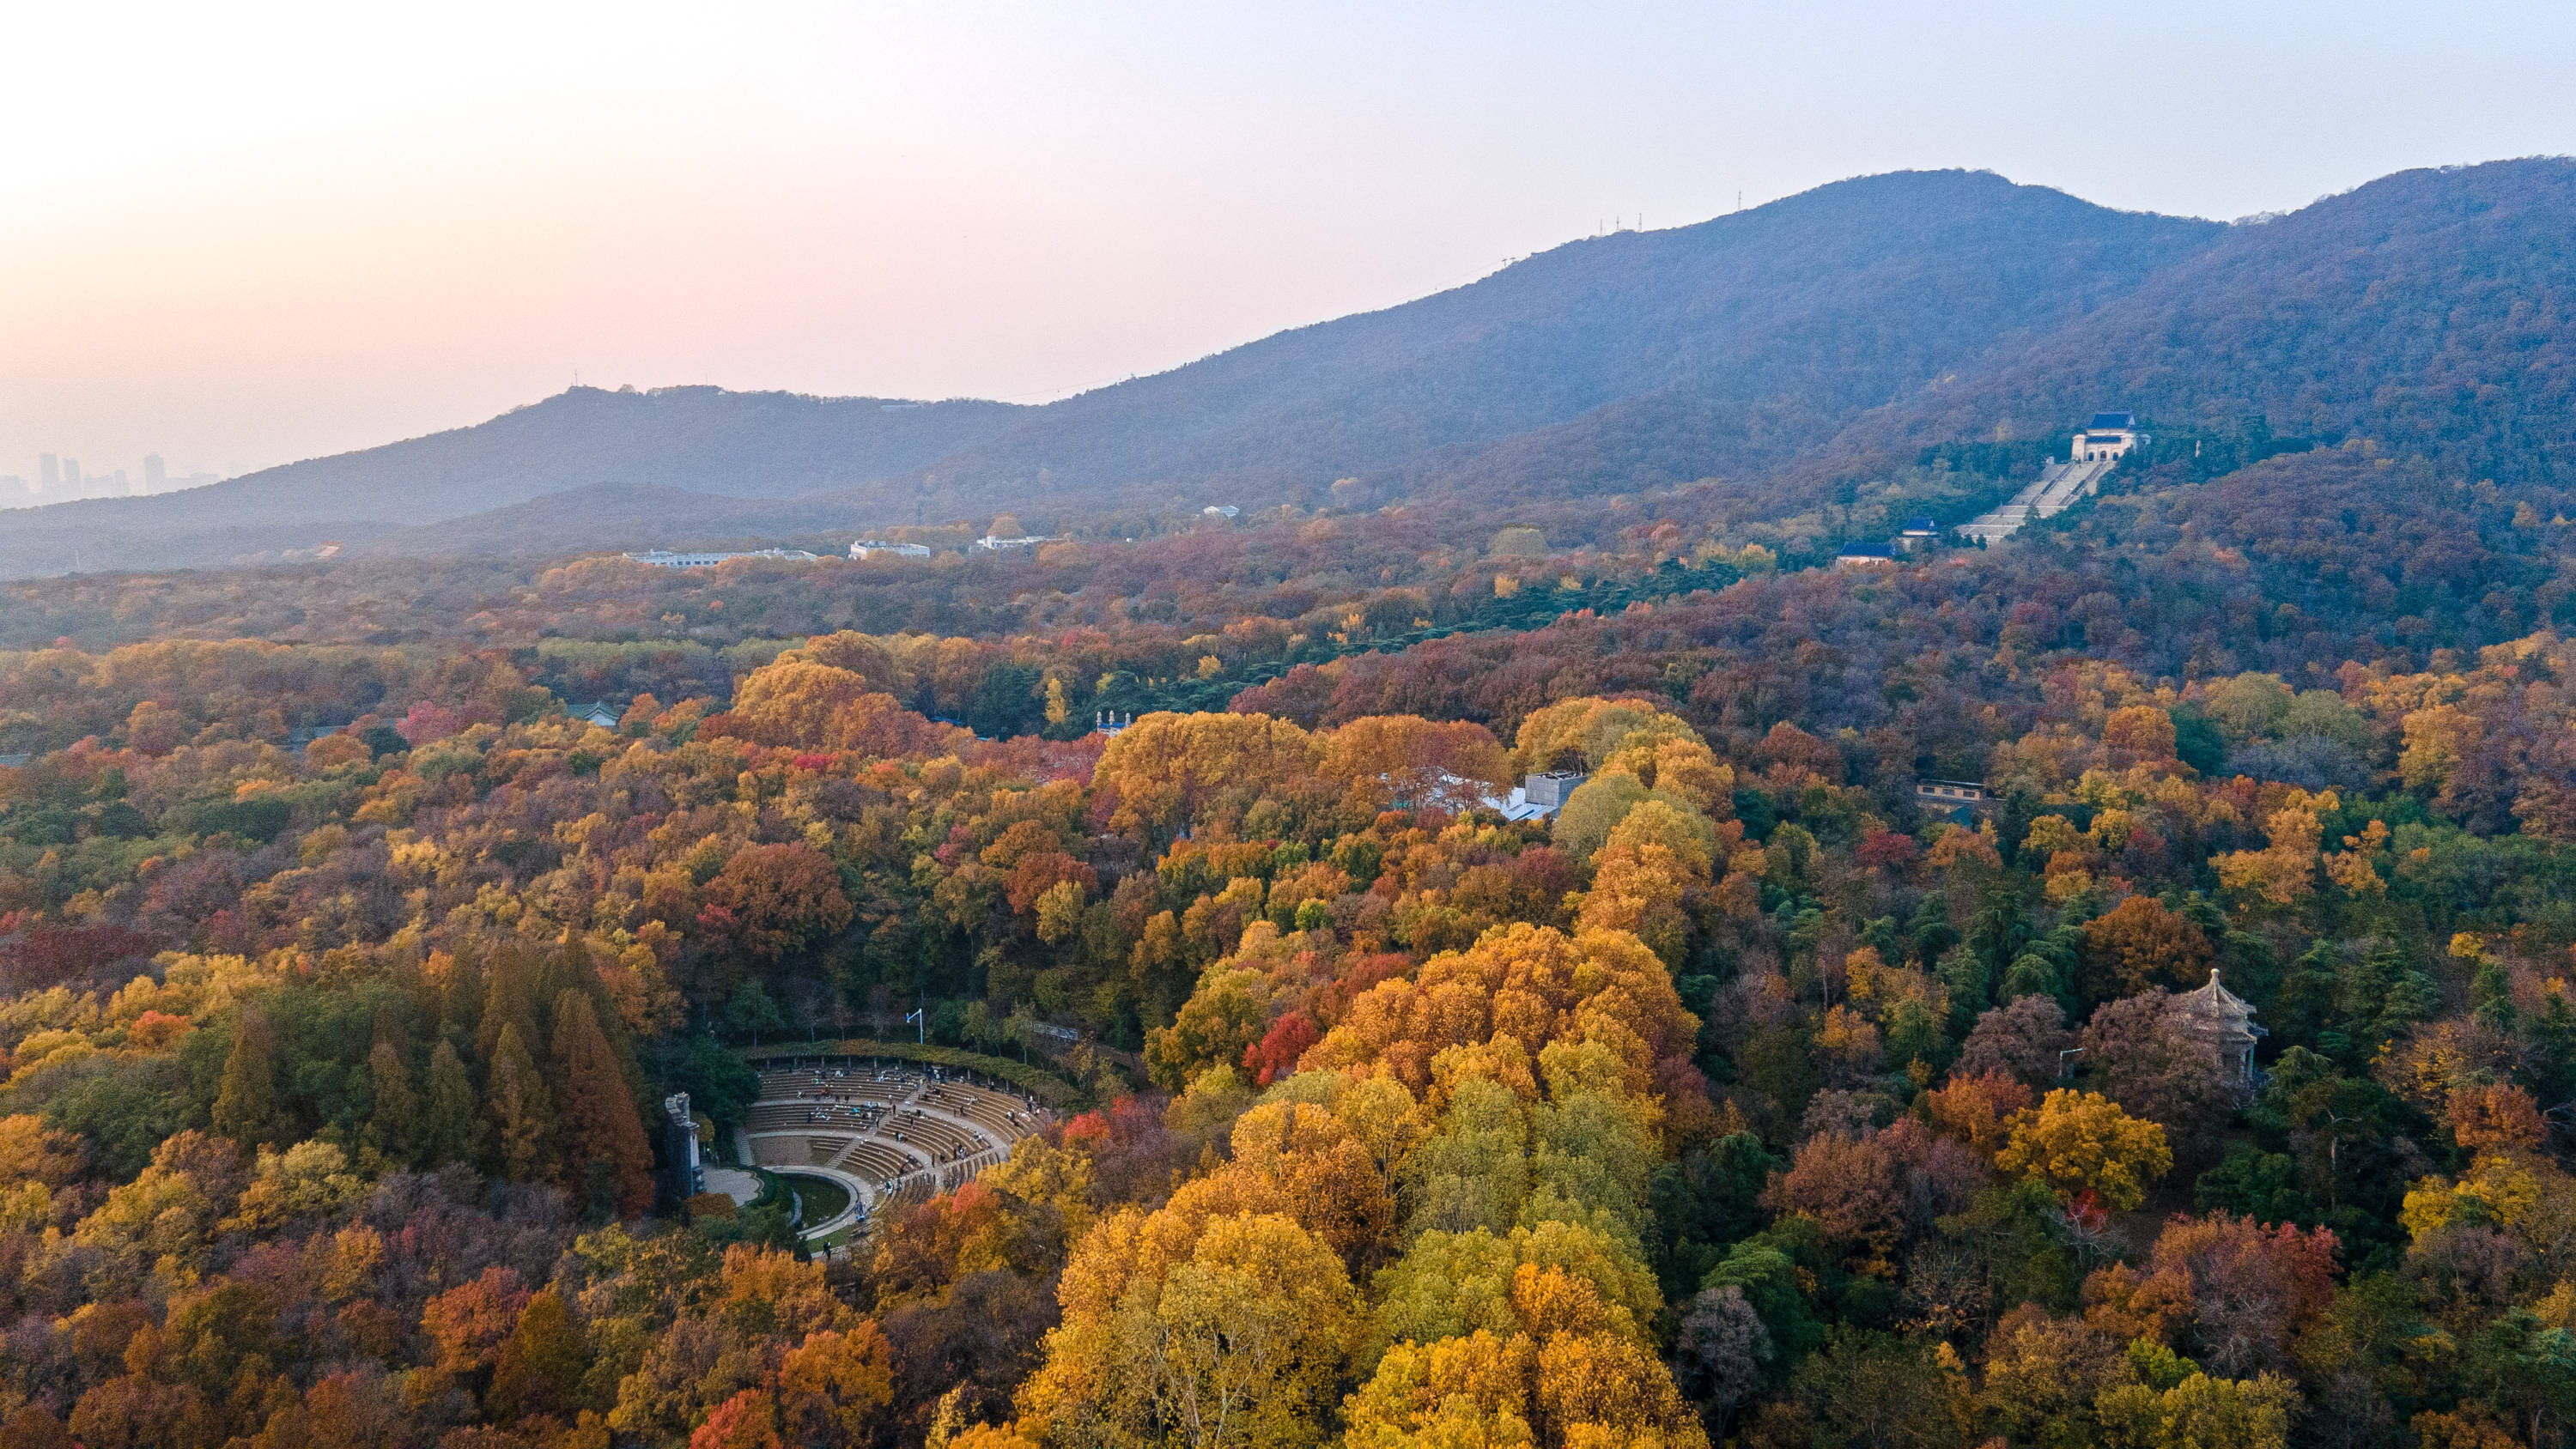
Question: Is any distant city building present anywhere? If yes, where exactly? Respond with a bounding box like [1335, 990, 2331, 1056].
[1202, 505, 1239, 518]
[973, 534, 1054, 552]
[624, 548, 820, 568]
[850, 539, 933, 559]
[62, 459, 79, 489]
[38, 455, 58, 491]
[143, 454, 166, 489]
[2074, 411, 2141, 463]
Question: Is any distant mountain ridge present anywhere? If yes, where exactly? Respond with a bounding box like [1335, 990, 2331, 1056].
[0, 388, 1026, 576]
[893, 169, 2221, 515]
[3, 159, 2571, 579]
[235, 385, 1025, 520]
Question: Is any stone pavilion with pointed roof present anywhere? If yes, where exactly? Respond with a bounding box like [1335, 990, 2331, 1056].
[2173, 967, 2266, 1092]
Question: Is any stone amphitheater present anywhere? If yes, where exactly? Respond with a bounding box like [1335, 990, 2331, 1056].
[739, 1058, 1054, 1248]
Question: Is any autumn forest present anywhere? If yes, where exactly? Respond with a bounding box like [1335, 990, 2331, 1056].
[8, 160, 2576, 1449]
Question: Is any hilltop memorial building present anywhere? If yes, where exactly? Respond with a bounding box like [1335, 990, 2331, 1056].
[2073, 411, 2141, 464]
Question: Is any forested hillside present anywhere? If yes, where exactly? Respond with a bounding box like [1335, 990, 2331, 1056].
[883, 169, 2217, 515]
[9, 393, 2576, 1446]
[8, 161, 2572, 580]
[8, 153, 2576, 1449]
[1836, 157, 2576, 488]
[0, 168, 2221, 577]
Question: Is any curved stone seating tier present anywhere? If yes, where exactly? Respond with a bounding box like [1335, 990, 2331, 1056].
[929, 1150, 1008, 1194]
[948, 1088, 1037, 1135]
[751, 1101, 884, 1133]
[841, 1140, 921, 1181]
[922, 1112, 1010, 1158]
[764, 1078, 912, 1104]
[807, 1137, 849, 1164]
[885, 1113, 975, 1158]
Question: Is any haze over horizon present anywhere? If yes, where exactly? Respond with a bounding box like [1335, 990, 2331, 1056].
[10, 0, 2575, 485]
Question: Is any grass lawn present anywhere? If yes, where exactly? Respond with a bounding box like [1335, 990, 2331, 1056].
[779, 1172, 853, 1228]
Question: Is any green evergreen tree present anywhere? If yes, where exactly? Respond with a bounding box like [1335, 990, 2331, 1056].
[484, 1022, 556, 1182]
[420, 1038, 485, 1167]
[1905, 891, 1957, 965]
[365, 1039, 419, 1165]
[2474, 955, 2520, 1034]
[1935, 941, 1990, 1034]
[211, 1002, 283, 1149]
[2359, 941, 2440, 1046]
[370, 1001, 410, 1055]
[2535, 991, 2576, 1106]
[440, 947, 485, 1050]
[2276, 940, 2342, 1051]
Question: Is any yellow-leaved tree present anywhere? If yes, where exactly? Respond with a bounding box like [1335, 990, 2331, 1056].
[1018, 1207, 1356, 1449]
[1094, 712, 1325, 834]
[1996, 1088, 2172, 1211]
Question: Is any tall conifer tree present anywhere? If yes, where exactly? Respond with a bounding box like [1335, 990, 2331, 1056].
[421, 1039, 485, 1167]
[483, 1022, 556, 1182]
[366, 1040, 420, 1165]
[550, 991, 655, 1216]
[212, 1002, 282, 1149]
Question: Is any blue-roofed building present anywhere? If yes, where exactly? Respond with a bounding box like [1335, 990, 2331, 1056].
[1834, 541, 1899, 568]
[2073, 410, 2141, 464]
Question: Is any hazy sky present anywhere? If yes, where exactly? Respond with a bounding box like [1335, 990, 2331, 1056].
[8, 1, 2573, 483]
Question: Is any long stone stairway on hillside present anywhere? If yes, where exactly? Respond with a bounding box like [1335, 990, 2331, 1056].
[1955, 457, 2114, 543]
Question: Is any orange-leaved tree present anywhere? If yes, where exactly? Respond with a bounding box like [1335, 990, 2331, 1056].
[1094, 712, 1325, 835]
[1319, 714, 1510, 815]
